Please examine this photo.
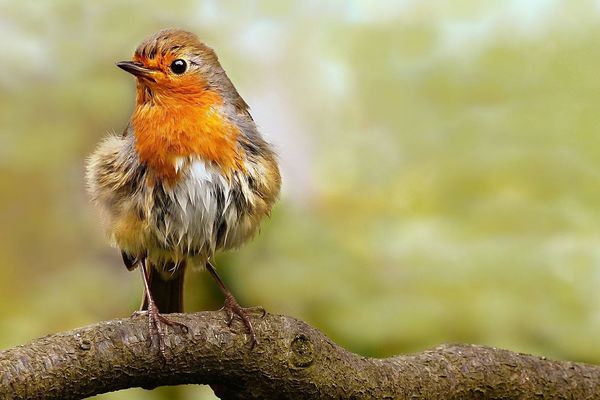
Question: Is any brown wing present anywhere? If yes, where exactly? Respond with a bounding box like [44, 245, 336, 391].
[121, 251, 139, 271]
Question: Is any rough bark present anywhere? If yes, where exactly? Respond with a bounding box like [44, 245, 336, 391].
[0, 311, 598, 399]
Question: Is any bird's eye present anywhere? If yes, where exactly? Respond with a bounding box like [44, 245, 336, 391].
[170, 59, 187, 75]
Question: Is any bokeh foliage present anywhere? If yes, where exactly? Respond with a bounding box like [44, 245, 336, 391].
[1, 1, 600, 399]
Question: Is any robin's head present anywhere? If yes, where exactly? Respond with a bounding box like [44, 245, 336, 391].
[117, 29, 230, 104]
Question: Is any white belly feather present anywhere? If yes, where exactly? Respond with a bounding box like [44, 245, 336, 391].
[87, 134, 279, 271]
[143, 157, 260, 267]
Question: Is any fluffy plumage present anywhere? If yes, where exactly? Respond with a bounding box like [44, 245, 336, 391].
[87, 130, 280, 274]
[86, 29, 280, 288]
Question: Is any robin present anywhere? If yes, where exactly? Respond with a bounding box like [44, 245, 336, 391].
[86, 29, 281, 350]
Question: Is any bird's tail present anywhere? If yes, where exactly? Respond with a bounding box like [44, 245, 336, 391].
[141, 261, 185, 313]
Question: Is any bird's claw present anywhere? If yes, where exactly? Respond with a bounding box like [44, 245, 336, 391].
[249, 306, 267, 318]
[130, 310, 146, 318]
[135, 306, 188, 356]
[220, 295, 262, 348]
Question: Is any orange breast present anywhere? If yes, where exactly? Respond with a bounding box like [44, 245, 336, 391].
[131, 90, 244, 182]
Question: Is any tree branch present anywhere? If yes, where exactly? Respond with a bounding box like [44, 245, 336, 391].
[0, 311, 598, 399]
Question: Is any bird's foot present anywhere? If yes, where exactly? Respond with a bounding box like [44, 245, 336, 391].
[130, 310, 146, 318]
[220, 294, 265, 348]
[134, 305, 188, 356]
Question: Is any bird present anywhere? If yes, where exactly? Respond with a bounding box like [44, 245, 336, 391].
[86, 28, 281, 351]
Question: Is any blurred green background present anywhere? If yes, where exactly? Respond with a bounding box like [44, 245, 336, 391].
[2, 0, 600, 398]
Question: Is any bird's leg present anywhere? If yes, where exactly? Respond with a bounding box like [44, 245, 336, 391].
[139, 259, 187, 354]
[206, 260, 264, 348]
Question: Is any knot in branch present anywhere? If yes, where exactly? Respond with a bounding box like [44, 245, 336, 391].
[289, 333, 314, 369]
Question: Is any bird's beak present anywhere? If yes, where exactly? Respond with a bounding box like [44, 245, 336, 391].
[116, 61, 155, 81]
